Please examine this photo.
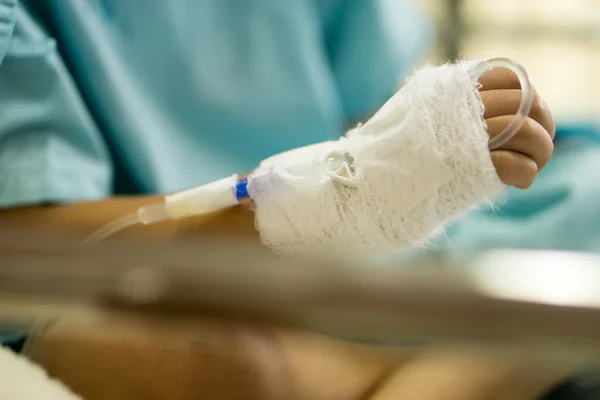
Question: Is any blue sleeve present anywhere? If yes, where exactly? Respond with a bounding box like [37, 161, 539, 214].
[0, 4, 112, 208]
[0, 332, 26, 354]
[321, 0, 433, 122]
[0, 0, 16, 67]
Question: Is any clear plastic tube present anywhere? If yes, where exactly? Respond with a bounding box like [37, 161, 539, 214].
[81, 213, 141, 247]
[471, 57, 535, 149]
[82, 177, 241, 246]
[81, 203, 170, 247]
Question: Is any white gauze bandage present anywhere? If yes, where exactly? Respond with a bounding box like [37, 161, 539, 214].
[247, 61, 506, 257]
[0, 347, 82, 400]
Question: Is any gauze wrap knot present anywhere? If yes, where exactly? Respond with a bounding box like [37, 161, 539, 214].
[247, 61, 506, 257]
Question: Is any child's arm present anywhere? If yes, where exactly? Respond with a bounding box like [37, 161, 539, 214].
[0, 68, 555, 250]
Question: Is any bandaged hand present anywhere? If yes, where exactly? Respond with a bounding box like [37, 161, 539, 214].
[479, 69, 556, 189]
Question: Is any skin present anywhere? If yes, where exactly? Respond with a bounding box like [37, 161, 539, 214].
[2, 68, 561, 399]
[480, 69, 556, 188]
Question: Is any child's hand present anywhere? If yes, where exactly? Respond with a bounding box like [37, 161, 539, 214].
[479, 69, 555, 189]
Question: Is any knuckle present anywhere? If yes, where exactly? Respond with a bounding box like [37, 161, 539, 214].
[529, 92, 556, 138]
[497, 68, 520, 88]
[520, 117, 555, 156]
[515, 117, 538, 138]
[529, 92, 544, 119]
[509, 70, 521, 89]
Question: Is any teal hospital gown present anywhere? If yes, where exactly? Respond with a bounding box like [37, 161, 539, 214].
[0, 0, 431, 351]
[0, 0, 431, 208]
[2, 3, 600, 377]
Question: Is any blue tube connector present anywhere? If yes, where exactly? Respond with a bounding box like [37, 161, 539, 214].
[235, 178, 249, 202]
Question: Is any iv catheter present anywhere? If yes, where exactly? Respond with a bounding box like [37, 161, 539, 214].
[81, 176, 250, 246]
[82, 57, 534, 246]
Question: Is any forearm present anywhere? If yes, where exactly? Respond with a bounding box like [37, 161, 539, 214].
[0, 196, 259, 244]
[24, 316, 569, 400]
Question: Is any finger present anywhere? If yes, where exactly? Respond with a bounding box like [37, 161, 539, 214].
[478, 67, 521, 91]
[486, 116, 554, 170]
[490, 150, 538, 189]
[481, 90, 556, 139]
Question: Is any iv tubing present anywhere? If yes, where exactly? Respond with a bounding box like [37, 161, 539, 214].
[82, 176, 247, 247]
[472, 57, 534, 150]
[81, 203, 171, 247]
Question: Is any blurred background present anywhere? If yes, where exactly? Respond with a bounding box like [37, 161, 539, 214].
[420, 0, 600, 123]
